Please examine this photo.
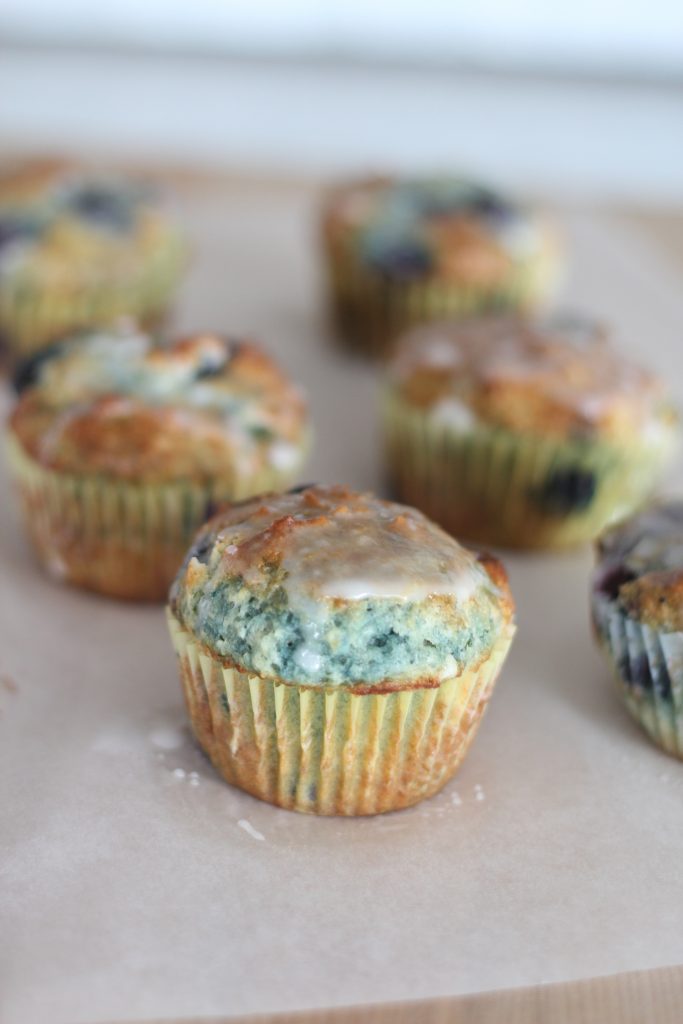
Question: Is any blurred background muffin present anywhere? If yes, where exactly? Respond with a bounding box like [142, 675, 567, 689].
[322, 175, 559, 358]
[383, 313, 679, 548]
[7, 324, 310, 600]
[167, 483, 516, 815]
[0, 160, 186, 361]
[592, 501, 683, 758]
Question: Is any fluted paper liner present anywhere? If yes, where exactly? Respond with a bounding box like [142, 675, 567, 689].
[383, 393, 677, 549]
[325, 237, 556, 359]
[592, 592, 683, 759]
[7, 432, 305, 601]
[166, 609, 515, 816]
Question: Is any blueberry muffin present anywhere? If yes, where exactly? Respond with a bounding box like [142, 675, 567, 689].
[383, 314, 679, 549]
[592, 502, 683, 758]
[0, 159, 186, 359]
[7, 325, 310, 600]
[322, 175, 559, 357]
[167, 484, 516, 815]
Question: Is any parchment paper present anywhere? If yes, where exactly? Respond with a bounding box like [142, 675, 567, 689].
[3, 180, 683, 1024]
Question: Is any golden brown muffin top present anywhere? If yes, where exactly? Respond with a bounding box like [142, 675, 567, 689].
[322, 175, 550, 286]
[0, 159, 182, 285]
[0, 159, 66, 204]
[594, 502, 683, 631]
[9, 325, 309, 484]
[180, 483, 511, 604]
[171, 484, 514, 687]
[388, 314, 677, 442]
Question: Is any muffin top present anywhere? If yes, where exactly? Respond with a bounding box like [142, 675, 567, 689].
[594, 502, 683, 632]
[323, 175, 550, 285]
[170, 484, 514, 689]
[388, 314, 678, 442]
[0, 159, 182, 284]
[10, 325, 309, 483]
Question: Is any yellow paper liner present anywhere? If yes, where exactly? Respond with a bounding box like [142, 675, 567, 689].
[166, 608, 515, 816]
[324, 234, 559, 359]
[7, 432, 306, 601]
[383, 392, 678, 549]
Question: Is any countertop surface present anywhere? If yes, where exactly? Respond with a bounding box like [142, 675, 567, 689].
[2, 176, 683, 1024]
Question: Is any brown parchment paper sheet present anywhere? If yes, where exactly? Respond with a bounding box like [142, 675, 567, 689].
[2, 180, 683, 1024]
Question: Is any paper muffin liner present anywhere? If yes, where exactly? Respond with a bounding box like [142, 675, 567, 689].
[325, 239, 557, 359]
[383, 394, 677, 549]
[166, 609, 515, 816]
[6, 432, 306, 601]
[0, 238, 186, 361]
[592, 592, 683, 758]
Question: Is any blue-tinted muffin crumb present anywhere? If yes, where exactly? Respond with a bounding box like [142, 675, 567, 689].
[182, 579, 500, 686]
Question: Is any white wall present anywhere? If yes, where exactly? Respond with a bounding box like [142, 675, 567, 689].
[2, 1, 683, 78]
[2, 47, 682, 205]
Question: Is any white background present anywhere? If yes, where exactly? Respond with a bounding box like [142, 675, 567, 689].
[2, 2, 683, 203]
[2, 1, 683, 78]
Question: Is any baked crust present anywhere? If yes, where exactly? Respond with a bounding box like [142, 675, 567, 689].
[388, 314, 676, 442]
[0, 159, 182, 286]
[0, 158, 73, 204]
[9, 328, 309, 484]
[322, 175, 552, 288]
